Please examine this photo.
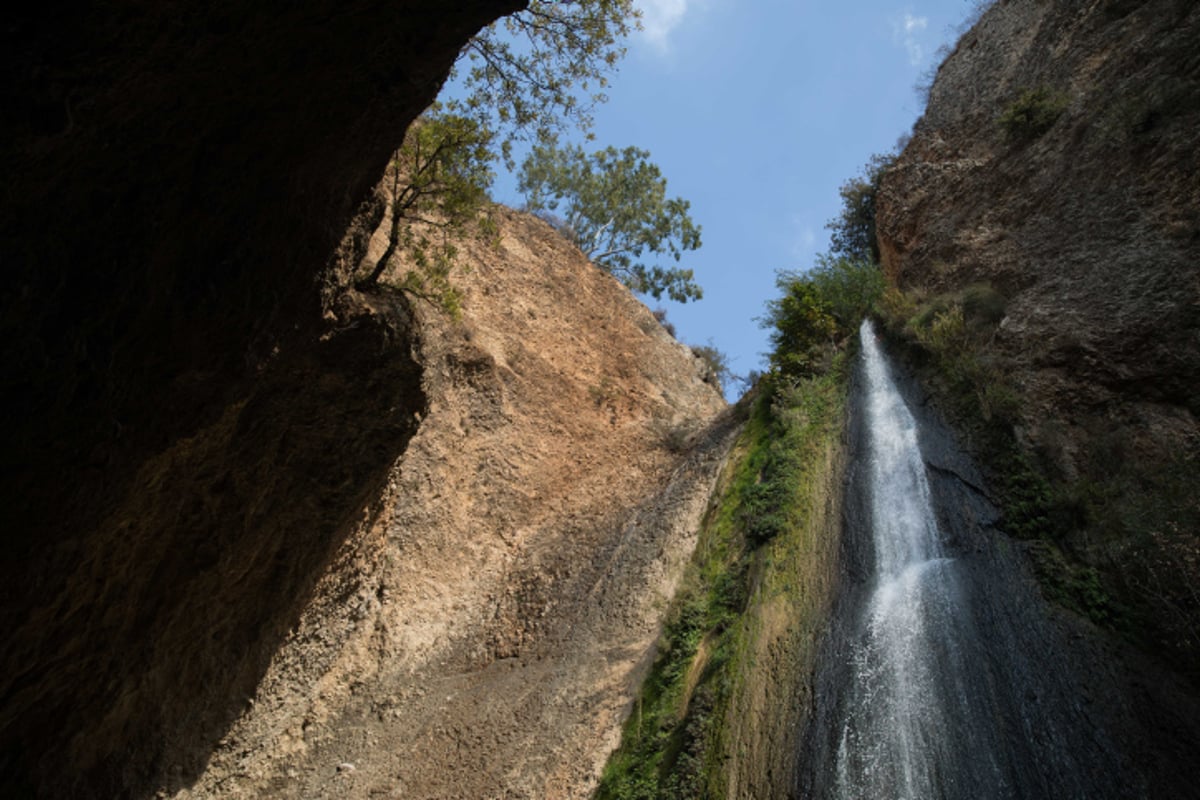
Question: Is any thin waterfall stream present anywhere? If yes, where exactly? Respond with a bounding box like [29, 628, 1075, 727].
[800, 320, 1133, 800]
[832, 320, 1004, 797]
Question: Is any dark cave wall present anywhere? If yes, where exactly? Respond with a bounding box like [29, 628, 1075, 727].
[0, 1, 521, 796]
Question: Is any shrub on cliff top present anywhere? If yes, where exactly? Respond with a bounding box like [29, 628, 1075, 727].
[761, 256, 883, 382]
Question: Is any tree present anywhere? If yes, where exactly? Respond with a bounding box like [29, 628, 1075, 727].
[518, 137, 703, 302]
[356, 2, 641, 309]
[761, 277, 838, 382]
[825, 152, 895, 264]
[451, 0, 640, 165]
[790, 254, 884, 330]
[358, 110, 496, 314]
[761, 256, 883, 382]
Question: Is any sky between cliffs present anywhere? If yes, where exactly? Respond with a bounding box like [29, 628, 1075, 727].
[470, 0, 982, 396]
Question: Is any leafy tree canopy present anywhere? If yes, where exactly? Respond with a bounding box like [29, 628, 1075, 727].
[781, 253, 885, 330]
[825, 152, 895, 264]
[356, 2, 643, 310]
[761, 277, 838, 382]
[762, 256, 883, 382]
[358, 109, 497, 314]
[451, 0, 640, 165]
[518, 137, 703, 302]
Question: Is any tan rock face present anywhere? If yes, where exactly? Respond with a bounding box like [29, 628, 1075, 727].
[174, 207, 735, 799]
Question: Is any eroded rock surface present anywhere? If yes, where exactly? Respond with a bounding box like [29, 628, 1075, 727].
[173, 207, 736, 799]
[877, 0, 1200, 676]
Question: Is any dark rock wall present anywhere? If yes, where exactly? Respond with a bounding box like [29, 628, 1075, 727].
[880, 0, 1200, 412]
[876, 0, 1200, 678]
[0, 2, 520, 796]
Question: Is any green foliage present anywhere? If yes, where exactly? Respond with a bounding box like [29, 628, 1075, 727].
[452, 0, 639, 165]
[597, 370, 846, 800]
[826, 152, 895, 263]
[518, 137, 703, 301]
[760, 157, 894, 375]
[761, 257, 882, 382]
[879, 282, 1017, 424]
[358, 110, 496, 313]
[806, 253, 887, 328]
[1027, 541, 1117, 627]
[999, 86, 1068, 141]
[690, 342, 739, 395]
[761, 280, 837, 382]
[361, 1, 642, 307]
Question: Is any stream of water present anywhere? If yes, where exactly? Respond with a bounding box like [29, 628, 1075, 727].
[797, 320, 1169, 799]
[826, 319, 1011, 798]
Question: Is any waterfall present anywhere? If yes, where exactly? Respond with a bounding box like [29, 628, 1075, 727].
[825, 319, 1001, 798]
[786, 316, 1153, 800]
[797, 320, 1155, 800]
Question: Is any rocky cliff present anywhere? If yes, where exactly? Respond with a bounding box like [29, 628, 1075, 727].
[172, 204, 733, 799]
[1, 2, 529, 796]
[877, 0, 1199, 684]
[1, 6, 740, 786]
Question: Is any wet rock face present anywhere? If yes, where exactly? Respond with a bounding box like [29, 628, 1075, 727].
[803, 337, 1200, 799]
[876, 0, 1200, 675]
[0, 2, 518, 796]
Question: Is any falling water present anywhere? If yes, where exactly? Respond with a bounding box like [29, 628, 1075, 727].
[798, 321, 1147, 800]
[827, 320, 1010, 798]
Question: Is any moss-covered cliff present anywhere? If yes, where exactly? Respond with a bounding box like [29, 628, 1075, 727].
[597, 363, 848, 800]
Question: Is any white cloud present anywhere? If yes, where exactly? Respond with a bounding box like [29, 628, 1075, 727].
[893, 12, 929, 66]
[636, 0, 689, 52]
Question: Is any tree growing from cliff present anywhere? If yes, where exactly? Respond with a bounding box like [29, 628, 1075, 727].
[358, 110, 495, 313]
[761, 256, 883, 382]
[361, 2, 640, 307]
[825, 152, 895, 264]
[517, 137, 703, 302]
[452, 0, 640, 165]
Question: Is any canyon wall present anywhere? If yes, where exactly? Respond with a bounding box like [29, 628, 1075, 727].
[173, 206, 734, 799]
[876, 0, 1200, 679]
[1, 2, 523, 795]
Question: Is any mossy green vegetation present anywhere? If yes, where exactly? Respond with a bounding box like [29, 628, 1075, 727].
[596, 367, 847, 800]
[998, 86, 1069, 141]
[597, 258, 875, 799]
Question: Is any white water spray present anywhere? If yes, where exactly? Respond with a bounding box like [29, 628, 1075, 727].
[831, 320, 1004, 799]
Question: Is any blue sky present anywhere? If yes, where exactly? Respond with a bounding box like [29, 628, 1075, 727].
[459, 1, 979, 395]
